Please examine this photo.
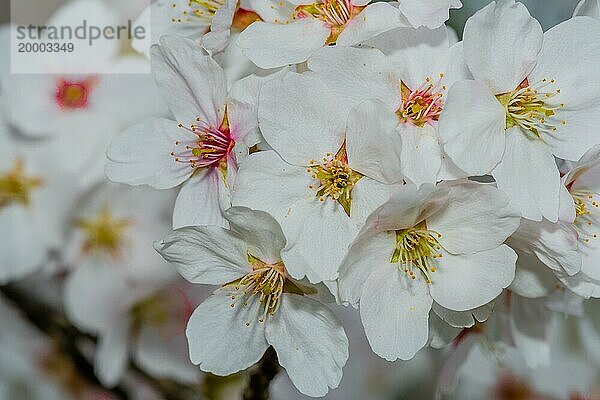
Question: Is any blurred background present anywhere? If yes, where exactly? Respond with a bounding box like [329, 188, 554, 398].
[0, 1, 597, 400]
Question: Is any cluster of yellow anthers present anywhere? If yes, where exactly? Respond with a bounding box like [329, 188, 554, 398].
[77, 208, 131, 258]
[496, 78, 566, 140]
[572, 190, 600, 244]
[391, 221, 443, 284]
[399, 75, 446, 127]
[171, 117, 234, 170]
[171, 0, 225, 24]
[227, 257, 288, 326]
[0, 158, 42, 209]
[306, 152, 362, 215]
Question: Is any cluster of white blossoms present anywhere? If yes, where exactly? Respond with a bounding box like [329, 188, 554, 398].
[102, 0, 600, 397]
[2, 0, 600, 399]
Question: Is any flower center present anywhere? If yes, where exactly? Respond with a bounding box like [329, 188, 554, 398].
[0, 158, 42, 209]
[76, 208, 130, 258]
[171, 115, 235, 170]
[571, 189, 599, 245]
[171, 0, 226, 24]
[398, 77, 445, 127]
[496, 78, 565, 140]
[306, 149, 362, 216]
[390, 220, 443, 283]
[226, 255, 303, 326]
[293, 0, 363, 43]
[55, 77, 96, 110]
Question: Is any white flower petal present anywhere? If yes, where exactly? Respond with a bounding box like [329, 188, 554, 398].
[438, 80, 506, 176]
[430, 245, 516, 311]
[237, 19, 330, 69]
[427, 181, 521, 254]
[308, 46, 398, 110]
[492, 127, 561, 222]
[336, 2, 405, 46]
[508, 219, 581, 276]
[360, 265, 432, 361]
[95, 318, 130, 387]
[365, 183, 448, 232]
[265, 294, 348, 397]
[64, 259, 137, 333]
[338, 231, 396, 307]
[172, 168, 229, 229]
[154, 226, 250, 286]
[232, 151, 313, 222]
[397, 0, 462, 29]
[224, 207, 286, 264]
[281, 199, 357, 283]
[530, 17, 600, 110]
[152, 35, 227, 125]
[0, 206, 46, 284]
[574, 0, 600, 17]
[202, 0, 237, 53]
[133, 323, 199, 384]
[463, 0, 543, 93]
[350, 179, 405, 229]
[399, 123, 442, 186]
[186, 288, 269, 375]
[367, 25, 450, 89]
[106, 118, 192, 189]
[258, 72, 346, 165]
[346, 100, 403, 184]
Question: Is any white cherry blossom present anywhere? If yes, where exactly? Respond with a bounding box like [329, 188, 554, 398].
[154, 206, 349, 397]
[338, 181, 520, 361]
[106, 35, 259, 229]
[439, 0, 600, 222]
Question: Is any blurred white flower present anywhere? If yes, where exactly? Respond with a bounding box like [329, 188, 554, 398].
[107, 36, 258, 229]
[338, 181, 520, 361]
[63, 184, 198, 387]
[439, 0, 600, 222]
[155, 207, 349, 397]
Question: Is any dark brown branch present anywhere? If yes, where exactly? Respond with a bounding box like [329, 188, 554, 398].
[243, 347, 281, 400]
[0, 284, 199, 400]
[0, 284, 131, 400]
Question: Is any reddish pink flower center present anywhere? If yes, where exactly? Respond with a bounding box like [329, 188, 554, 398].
[55, 77, 96, 110]
[171, 116, 235, 169]
[398, 79, 445, 127]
